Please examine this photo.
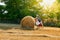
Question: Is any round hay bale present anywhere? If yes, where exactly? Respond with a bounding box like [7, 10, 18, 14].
[21, 16, 35, 30]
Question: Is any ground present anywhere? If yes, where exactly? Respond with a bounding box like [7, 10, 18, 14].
[0, 25, 60, 40]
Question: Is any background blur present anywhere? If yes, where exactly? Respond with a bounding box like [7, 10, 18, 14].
[0, 0, 60, 27]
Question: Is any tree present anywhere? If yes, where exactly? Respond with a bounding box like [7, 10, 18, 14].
[5, 0, 42, 20]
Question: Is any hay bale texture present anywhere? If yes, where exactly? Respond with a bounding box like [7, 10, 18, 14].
[21, 16, 35, 30]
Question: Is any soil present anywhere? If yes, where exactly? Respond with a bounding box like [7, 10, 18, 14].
[0, 27, 60, 40]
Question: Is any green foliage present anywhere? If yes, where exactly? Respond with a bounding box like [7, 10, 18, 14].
[57, 0, 60, 3]
[57, 12, 60, 20]
[4, 0, 42, 20]
[0, 5, 5, 18]
[0, 0, 60, 27]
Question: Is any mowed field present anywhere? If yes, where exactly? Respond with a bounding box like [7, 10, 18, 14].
[0, 23, 60, 40]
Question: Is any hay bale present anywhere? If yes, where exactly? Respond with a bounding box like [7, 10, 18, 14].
[21, 16, 35, 29]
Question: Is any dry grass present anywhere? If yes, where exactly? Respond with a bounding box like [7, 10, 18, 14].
[0, 27, 60, 40]
[21, 16, 35, 29]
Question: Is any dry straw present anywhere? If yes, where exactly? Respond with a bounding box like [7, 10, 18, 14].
[20, 16, 36, 30]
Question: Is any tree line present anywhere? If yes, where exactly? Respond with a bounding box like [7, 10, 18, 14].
[0, 0, 60, 27]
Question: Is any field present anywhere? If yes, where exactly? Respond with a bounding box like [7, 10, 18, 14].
[0, 23, 60, 40]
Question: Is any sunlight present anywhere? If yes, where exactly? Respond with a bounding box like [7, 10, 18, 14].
[40, 0, 56, 9]
[0, 2, 5, 5]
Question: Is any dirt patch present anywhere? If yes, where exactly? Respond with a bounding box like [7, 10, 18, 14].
[0, 27, 60, 40]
